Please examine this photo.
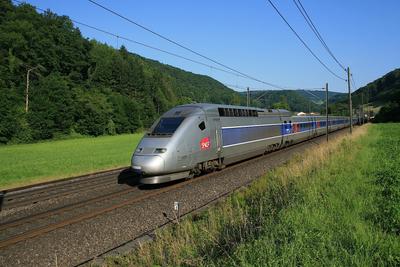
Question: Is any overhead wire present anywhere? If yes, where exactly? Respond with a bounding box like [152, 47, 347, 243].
[293, 0, 346, 71]
[87, 0, 289, 89]
[12, 0, 248, 79]
[266, 0, 347, 81]
[14, 0, 334, 92]
[350, 74, 357, 90]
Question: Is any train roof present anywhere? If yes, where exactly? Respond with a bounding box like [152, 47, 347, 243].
[176, 103, 291, 116]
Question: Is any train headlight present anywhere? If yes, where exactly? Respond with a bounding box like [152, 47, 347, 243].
[154, 148, 167, 153]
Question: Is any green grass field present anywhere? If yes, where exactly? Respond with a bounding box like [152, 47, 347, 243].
[0, 133, 143, 190]
[105, 124, 400, 266]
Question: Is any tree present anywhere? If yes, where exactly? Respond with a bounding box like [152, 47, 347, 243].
[272, 95, 290, 110]
[74, 89, 112, 136]
[28, 74, 74, 139]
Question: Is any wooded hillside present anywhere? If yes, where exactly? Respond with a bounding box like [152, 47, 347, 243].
[0, 1, 244, 144]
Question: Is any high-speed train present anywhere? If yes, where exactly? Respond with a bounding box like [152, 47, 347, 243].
[131, 103, 351, 184]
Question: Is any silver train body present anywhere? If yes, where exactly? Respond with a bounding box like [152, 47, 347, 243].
[131, 103, 352, 184]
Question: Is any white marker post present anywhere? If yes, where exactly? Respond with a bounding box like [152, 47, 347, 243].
[174, 201, 180, 223]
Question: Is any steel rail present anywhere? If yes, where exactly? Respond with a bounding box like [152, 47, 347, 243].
[1, 168, 129, 209]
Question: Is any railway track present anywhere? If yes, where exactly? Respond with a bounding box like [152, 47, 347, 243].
[0, 128, 352, 266]
[0, 167, 129, 210]
[0, 130, 337, 251]
[0, 164, 227, 249]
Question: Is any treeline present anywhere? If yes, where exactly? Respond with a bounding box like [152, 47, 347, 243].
[249, 90, 322, 113]
[0, 1, 245, 144]
[353, 68, 400, 122]
[331, 68, 400, 122]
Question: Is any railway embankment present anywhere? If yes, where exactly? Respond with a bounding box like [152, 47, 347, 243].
[104, 123, 400, 266]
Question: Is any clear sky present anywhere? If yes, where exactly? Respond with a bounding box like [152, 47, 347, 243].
[17, 0, 400, 93]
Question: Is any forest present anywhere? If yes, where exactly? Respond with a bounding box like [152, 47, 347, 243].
[353, 68, 400, 122]
[0, 1, 244, 144]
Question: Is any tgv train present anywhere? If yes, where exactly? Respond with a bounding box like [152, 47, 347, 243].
[131, 103, 351, 184]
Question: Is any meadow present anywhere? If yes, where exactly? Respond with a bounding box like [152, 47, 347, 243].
[0, 133, 143, 190]
[105, 123, 400, 266]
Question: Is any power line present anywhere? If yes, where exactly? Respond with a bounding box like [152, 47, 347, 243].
[74, 23, 248, 79]
[293, 0, 346, 71]
[12, 0, 248, 79]
[225, 83, 323, 92]
[266, 0, 347, 81]
[87, 0, 289, 89]
[14, 0, 335, 92]
[350, 74, 357, 90]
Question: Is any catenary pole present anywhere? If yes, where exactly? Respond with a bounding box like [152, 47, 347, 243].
[325, 82, 329, 142]
[347, 67, 353, 133]
[361, 92, 364, 124]
[247, 87, 250, 107]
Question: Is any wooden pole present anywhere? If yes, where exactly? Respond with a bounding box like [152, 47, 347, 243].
[325, 83, 329, 142]
[247, 87, 250, 107]
[25, 66, 40, 113]
[347, 67, 353, 133]
[25, 69, 31, 113]
[361, 92, 364, 124]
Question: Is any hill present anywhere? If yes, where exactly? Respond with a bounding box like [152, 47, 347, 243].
[352, 68, 400, 107]
[329, 68, 400, 120]
[297, 90, 345, 105]
[247, 90, 345, 113]
[0, 1, 245, 144]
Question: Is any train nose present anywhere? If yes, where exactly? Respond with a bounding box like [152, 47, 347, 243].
[131, 155, 165, 175]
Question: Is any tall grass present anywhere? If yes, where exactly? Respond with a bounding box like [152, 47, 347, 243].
[104, 124, 400, 266]
[0, 133, 143, 189]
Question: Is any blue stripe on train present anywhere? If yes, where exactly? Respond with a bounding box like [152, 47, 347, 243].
[221, 120, 346, 147]
[222, 124, 279, 147]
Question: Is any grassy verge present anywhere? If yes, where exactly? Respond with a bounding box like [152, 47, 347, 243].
[0, 133, 143, 190]
[104, 124, 400, 266]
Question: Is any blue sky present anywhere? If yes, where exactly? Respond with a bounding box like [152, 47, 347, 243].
[18, 0, 400, 93]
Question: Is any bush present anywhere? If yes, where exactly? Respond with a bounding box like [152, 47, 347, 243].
[374, 102, 400, 122]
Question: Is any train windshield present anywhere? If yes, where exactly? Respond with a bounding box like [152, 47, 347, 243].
[150, 117, 185, 135]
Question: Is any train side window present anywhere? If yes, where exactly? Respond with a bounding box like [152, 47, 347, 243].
[198, 121, 206, 131]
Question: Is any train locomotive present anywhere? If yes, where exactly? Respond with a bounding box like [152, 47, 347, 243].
[131, 103, 351, 184]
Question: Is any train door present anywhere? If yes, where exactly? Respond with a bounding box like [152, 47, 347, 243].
[211, 117, 222, 165]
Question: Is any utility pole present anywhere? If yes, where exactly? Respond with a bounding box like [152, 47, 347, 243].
[347, 67, 353, 133]
[361, 92, 364, 124]
[246, 87, 250, 107]
[325, 83, 329, 142]
[25, 66, 40, 113]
